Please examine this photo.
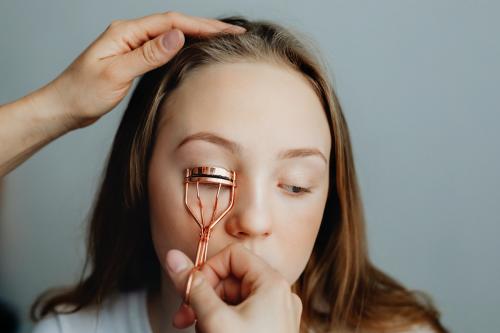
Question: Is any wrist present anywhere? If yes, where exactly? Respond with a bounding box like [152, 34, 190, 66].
[29, 79, 90, 133]
[0, 82, 83, 177]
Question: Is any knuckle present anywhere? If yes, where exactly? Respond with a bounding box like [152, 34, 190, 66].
[141, 41, 161, 66]
[164, 11, 181, 20]
[190, 271, 210, 298]
[101, 65, 119, 82]
[291, 293, 303, 313]
[106, 19, 125, 32]
[203, 310, 227, 330]
[110, 19, 123, 26]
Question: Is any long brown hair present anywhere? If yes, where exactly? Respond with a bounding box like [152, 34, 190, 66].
[31, 16, 449, 333]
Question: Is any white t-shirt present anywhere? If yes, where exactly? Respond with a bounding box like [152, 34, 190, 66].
[32, 289, 152, 333]
[31, 289, 437, 333]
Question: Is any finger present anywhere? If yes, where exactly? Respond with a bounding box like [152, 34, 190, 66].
[165, 245, 277, 308]
[188, 270, 227, 322]
[165, 248, 197, 295]
[165, 249, 226, 329]
[196, 16, 246, 33]
[164, 249, 199, 328]
[93, 12, 244, 55]
[172, 302, 196, 329]
[131, 11, 245, 40]
[109, 28, 185, 81]
[197, 243, 274, 300]
[213, 274, 243, 305]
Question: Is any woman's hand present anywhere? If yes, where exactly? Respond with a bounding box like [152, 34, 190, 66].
[47, 11, 245, 129]
[0, 11, 244, 177]
[165, 243, 303, 333]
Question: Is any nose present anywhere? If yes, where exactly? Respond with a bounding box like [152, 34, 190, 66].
[223, 177, 273, 239]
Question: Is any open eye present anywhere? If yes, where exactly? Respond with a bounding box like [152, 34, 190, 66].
[280, 184, 311, 196]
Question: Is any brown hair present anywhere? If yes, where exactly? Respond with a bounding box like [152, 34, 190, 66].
[31, 15, 449, 333]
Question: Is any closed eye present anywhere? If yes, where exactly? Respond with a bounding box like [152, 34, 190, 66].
[280, 184, 311, 196]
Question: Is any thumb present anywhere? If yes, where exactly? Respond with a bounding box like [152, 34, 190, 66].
[188, 270, 227, 322]
[165, 249, 227, 327]
[115, 29, 185, 80]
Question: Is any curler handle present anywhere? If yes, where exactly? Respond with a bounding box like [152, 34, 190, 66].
[194, 228, 211, 267]
[184, 228, 211, 305]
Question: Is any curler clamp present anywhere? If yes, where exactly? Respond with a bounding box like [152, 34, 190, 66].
[183, 166, 237, 305]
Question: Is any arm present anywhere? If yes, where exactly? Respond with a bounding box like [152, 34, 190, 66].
[0, 11, 245, 178]
[0, 82, 76, 177]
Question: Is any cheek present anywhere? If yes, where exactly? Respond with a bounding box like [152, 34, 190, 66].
[147, 162, 201, 270]
[274, 198, 325, 284]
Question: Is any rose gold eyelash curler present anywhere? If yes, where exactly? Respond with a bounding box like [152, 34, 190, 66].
[183, 166, 237, 305]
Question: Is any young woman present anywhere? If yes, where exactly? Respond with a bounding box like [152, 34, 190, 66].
[0, 10, 448, 333]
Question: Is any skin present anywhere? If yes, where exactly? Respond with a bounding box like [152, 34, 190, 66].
[147, 61, 332, 332]
[0, 11, 245, 177]
[1, 8, 324, 333]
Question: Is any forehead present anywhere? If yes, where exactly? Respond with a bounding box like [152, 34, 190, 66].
[157, 61, 331, 156]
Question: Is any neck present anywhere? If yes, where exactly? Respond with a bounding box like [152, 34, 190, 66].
[147, 274, 197, 333]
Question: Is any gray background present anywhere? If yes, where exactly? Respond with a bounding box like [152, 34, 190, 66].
[1, 1, 498, 332]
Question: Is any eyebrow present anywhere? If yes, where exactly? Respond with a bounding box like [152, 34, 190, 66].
[175, 131, 328, 164]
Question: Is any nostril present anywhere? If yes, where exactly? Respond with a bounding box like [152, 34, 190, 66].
[232, 228, 271, 239]
[228, 229, 247, 239]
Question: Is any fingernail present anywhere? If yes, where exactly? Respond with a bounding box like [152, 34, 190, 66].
[232, 25, 246, 32]
[221, 25, 246, 34]
[166, 249, 188, 273]
[230, 25, 246, 33]
[162, 30, 181, 51]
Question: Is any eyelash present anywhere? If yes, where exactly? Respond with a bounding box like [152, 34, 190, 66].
[280, 184, 312, 196]
[185, 165, 312, 196]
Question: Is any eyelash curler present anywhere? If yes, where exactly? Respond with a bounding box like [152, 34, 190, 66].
[183, 166, 237, 305]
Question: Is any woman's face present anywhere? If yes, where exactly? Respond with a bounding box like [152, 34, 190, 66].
[147, 61, 331, 285]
